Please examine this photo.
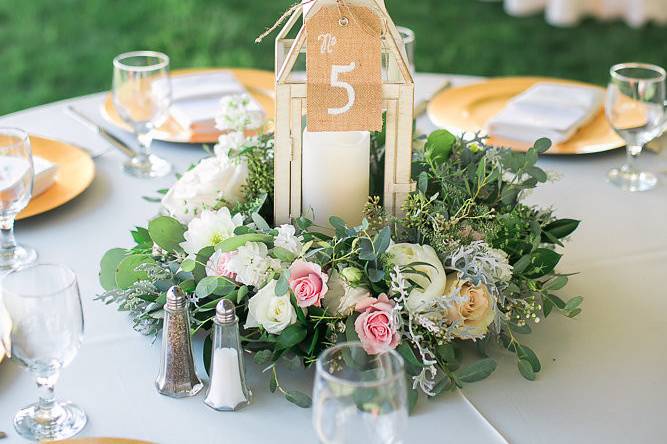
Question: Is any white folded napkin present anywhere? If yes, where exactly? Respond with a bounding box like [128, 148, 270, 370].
[0, 155, 58, 198]
[487, 82, 604, 144]
[33, 156, 58, 196]
[165, 72, 261, 133]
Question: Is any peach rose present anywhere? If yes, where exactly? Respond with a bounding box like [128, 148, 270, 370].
[354, 294, 400, 355]
[444, 274, 496, 340]
[288, 260, 329, 308]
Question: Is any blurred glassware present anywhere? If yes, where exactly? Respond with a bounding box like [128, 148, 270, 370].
[396, 26, 415, 74]
[2, 264, 86, 441]
[313, 342, 407, 444]
[0, 128, 37, 270]
[112, 50, 173, 178]
[605, 63, 666, 191]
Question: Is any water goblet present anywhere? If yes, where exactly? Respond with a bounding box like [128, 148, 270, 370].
[0, 128, 37, 270]
[112, 50, 173, 178]
[2, 263, 87, 441]
[313, 342, 408, 444]
[605, 63, 666, 191]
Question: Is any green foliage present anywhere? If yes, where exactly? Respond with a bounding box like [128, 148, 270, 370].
[148, 216, 186, 253]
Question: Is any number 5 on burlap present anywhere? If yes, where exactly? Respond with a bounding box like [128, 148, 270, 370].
[328, 62, 356, 115]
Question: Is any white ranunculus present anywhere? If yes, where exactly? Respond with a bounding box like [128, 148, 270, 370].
[274, 224, 303, 255]
[245, 280, 297, 334]
[388, 243, 448, 313]
[322, 271, 371, 316]
[180, 207, 244, 256]
[225, 242, 282, 288]
[161, 155, 248, 224]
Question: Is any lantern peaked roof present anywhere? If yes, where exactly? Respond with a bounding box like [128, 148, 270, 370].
[275, 0, 414, 85]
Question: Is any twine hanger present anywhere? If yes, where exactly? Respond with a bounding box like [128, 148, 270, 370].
[255, 0, 386, 44]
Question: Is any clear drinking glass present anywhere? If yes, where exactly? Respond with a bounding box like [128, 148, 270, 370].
[396, 26, 415, 74]
[0, 128, 37, 270]
[2, 264, 86, 441]
[313, 342, 408, 444]
[112, 50, 173, 178]
[605, 63, 666, 191]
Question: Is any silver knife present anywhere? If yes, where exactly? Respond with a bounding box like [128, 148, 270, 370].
[66, 106, 137, 158]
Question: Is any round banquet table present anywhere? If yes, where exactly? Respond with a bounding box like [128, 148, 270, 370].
[0, 73, 666, 444]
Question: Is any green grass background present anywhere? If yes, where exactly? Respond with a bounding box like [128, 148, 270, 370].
[1, 0, 666, 115]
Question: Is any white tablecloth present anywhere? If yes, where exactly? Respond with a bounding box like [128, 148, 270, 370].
[504, 0, 667, 27]
[0, 73, 666, 443]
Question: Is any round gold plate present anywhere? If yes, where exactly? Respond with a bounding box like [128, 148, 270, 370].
[427, 76, 624, 155]
[17, 135, 95, 220]
[101, 67, 275, 144]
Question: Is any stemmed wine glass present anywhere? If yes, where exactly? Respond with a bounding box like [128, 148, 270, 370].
[0, 128, 37, 270]
[2, 264, 86, 441]
[112, 50, 173, 178]
[605, 63, 666, 191]
[313, 342, 408, 444]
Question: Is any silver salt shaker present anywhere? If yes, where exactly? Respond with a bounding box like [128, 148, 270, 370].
[155, 286, 203, 398]
[204, 300, 252, 411]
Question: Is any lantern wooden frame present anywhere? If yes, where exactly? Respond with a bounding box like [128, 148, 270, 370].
[273, 0, 415, 225]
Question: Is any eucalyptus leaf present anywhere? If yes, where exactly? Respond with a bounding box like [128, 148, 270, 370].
[285, 390, 312, 408]
[99, 248, 127, 291]
[115, 254, 155, 290]
[148, 216, 186, 253]
[251, 212, 271, 231]
[454, 358, 497, 383]
[373, 227, 391, 256]
[253, 349, 273, 365]
[276, 324, 308, 349]
[518, 359, 536, 380]
[516, 344, 541, 372]
[533, 137, 552, 153]
[217, 233, 273, 252]
[425, 129, 456, 165]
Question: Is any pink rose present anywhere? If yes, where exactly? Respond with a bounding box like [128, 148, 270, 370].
[288, 260, 329, 308]
[354, 294, 400, 355]
[205, 250, 237, 280]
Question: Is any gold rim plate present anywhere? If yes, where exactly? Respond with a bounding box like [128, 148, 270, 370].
[427, 76, 624, 155]
[101, 67, 275, 144]
[17, 135, 96, 220]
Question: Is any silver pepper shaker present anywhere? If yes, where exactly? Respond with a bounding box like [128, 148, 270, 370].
[155, 286, 203, 398]
[204, 299, 252, 411]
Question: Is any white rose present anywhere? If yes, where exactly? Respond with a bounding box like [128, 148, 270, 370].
[245, 280, 297, 334]
[322, 271, 371, 316]
[180, 207, 244, 256]
[388, 243, 448, 313]
[274, 224, 303, 255]
[161, 155, 248, 224]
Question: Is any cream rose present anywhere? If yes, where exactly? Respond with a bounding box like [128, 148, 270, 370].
[388, 243, 447, 313]
[244, 280, 297, 334]
[322, 271, 372, 316]
[444, 274, 496, 340]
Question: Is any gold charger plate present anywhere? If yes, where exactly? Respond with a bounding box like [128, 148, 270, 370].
[101, 67, 275, 144]
[17, 135, 95, 220]
[427, 76, 624, 155]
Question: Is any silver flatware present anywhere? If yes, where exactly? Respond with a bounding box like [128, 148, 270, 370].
[66, 106, 137, 158]
[414, 80, 452, 118]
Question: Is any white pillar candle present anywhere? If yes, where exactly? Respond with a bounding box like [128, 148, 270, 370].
[204, 347, 247, 410]
[302, 129, 370, 228]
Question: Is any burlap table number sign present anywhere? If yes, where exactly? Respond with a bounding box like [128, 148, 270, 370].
[305, 4, 383, 132]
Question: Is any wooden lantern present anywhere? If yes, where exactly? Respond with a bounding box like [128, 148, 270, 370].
[273, 0, 415, 225]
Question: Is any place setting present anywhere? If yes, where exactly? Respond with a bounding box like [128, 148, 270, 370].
[0, 0, 666, 443]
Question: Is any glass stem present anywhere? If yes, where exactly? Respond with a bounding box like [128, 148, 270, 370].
[35, 372, 61, 421]
[623, 145, 641, 173]
[0, 217, 17, 257]
[137, 131, 153, 161]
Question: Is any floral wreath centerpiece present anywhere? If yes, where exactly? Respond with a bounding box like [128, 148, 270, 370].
[98, 0, 582, 409]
